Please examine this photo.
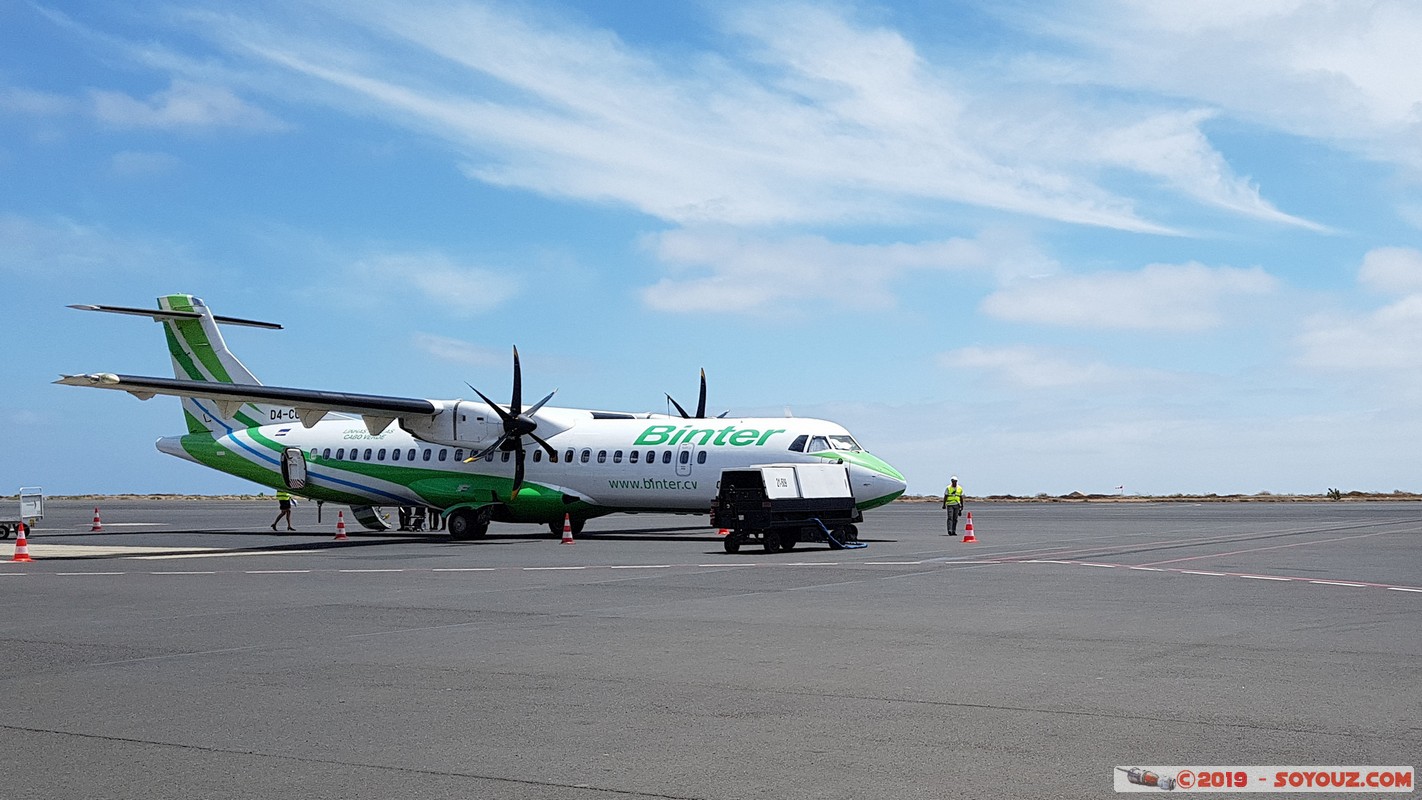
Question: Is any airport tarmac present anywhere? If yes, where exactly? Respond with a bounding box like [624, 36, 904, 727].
[2, 499, 1418, 799]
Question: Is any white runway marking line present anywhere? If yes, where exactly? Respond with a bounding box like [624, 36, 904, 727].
[1080, 563, 1118, 568]
[608, 565, 672, 570]
[1240, 574, 1292, 581]
[864, 561, 923, 565]
[337, 569, 404, 573]
[523, 566, 585, 571]
[430, 567, 496, 572]
[1182, 570, 1226, 576]
[245, 569, 310, 574]
[1388, 587, 1422, 593]
[1128, 566, 1164, 571]
[1308, 580, 1366, 587]
[55, 572, 125, 576]
[149, 571, 217, 575]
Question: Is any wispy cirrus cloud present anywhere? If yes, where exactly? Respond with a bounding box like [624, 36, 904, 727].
[639, 227, 1056, 314]
[89, 79, 288, 132]
[1024, 0, 1422, 173]
[127, 0, 1322, 234]
[937, 344, 1146, 390]
[345, 252, 520, 316]
[0, 213, 190, 276]
[982, 262, 1278, 331]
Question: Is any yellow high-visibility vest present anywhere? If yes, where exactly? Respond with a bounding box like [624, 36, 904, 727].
[943, 485, 963, 506]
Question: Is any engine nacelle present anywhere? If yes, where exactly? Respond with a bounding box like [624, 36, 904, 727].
[399, 400, 503, 449]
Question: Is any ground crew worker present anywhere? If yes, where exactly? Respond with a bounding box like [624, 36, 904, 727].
[942, 476, 964, 535]
[271, 490, 296, 531]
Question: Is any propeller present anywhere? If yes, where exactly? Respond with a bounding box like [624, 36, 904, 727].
[666, 368, 728, 419]
[464, 346, 558, 497]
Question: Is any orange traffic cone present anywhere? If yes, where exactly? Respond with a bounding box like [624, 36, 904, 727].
[91, 507, 103, 532]
[11, 523, 32, 562]
[961, 512, 977, 543]
[560, 513, 575, 545]
[334, 510, 349, 541]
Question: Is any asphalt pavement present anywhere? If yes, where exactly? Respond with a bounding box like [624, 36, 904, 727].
[2, 499, 1418, 799]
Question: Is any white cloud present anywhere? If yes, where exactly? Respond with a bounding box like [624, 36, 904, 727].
[0, 213, 188, 276]
[409, 333, 506, 368]
[640, 228, 1053, 314]
[347, 252, 520, 316]
[154, 1, 1324, 233]
[109, 150, 180, 177]
[0, 86, 77, 116]
[89, 79, 287, 132]
[937, 345, 1138, 389]
[1029, 1, 1422, 172]
[981, 262, 1278, 331]
[1358, 246, 1422, 294]
[1298, 295, 1422, 372]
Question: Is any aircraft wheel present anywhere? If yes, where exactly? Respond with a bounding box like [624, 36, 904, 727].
[723, 533, 741, 554]
[448, 508, 488, 541]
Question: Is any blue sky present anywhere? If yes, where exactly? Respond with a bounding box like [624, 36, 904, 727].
[4, 0, 1422, 497]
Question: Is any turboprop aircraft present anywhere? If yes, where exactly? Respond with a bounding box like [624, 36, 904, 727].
[56, 295, 907, 540]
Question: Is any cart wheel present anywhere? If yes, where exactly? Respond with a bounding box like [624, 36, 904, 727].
[845, 524, 859, 541]
[723, 533, 741, 554]
[0, 524, 11, 540]
[781, 529, 798, 551]
[763, 531, 782, 553]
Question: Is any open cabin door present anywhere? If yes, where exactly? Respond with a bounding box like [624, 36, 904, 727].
[281, 447, 308, 490]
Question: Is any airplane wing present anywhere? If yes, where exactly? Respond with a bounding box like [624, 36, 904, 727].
[55, 372, 438, 434]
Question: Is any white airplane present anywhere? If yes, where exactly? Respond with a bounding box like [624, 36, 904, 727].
[57, 294, 907, 540]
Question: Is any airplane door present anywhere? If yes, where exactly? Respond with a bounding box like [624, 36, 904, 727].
[675, 441, 694, 477]
[281, 447, 308, 490]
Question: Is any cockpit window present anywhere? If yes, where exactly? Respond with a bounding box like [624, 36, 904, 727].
[807, 436, 830, 453]
[828, 435, 861, 451]
[788, 435, 808, 453]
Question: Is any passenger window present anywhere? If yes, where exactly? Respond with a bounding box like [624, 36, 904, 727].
[309, 449, 318, 459]
[597, 450, 607, 464]
[613, 450, 622, 463]
[679, 450, 690, 464]
[335, 448, 345, 459]
[662, 451, 672, 464]
[377, 448, 386, 461]
[580, 449, 591, 463]
[629, 451, 639, 464]
[647, 451, 655, 463]
[454, 449, 464, 461]
[322, 448, 331, 459]
[438, 449, 448, 461]
[501, 451, 511, 463]
[392, 448, 401, 461]
[564, 449, 575, 463]
[789, 435, 807, 453]
[697, 451, 707, 464]
[533, 449, 542, 463]
[422, 449, 431, 461]
[363, 448, 373, 460]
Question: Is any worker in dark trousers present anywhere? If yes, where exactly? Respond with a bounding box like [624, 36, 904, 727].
[942, 476, 964, 535]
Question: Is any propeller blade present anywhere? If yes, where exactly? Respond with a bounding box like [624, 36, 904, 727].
[666, 393, 692, 419]
[695, 368, 707, 418]
[528, 432, 559, 462]
[467, 436, 508, 463]
[525, 388, 557, 417]
[466, 382, 515, 425]
[510, 346, 522, 416]
[511, 446, 526, 496]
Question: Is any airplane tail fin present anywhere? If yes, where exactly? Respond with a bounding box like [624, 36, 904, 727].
[155, 294, 288, 435]
[69, 295, 286, 435]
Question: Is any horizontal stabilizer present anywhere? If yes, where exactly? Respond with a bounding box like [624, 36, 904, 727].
[68, 303, 282, 330]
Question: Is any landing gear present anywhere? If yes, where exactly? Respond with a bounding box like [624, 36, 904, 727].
[447, 507, 490, 541]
